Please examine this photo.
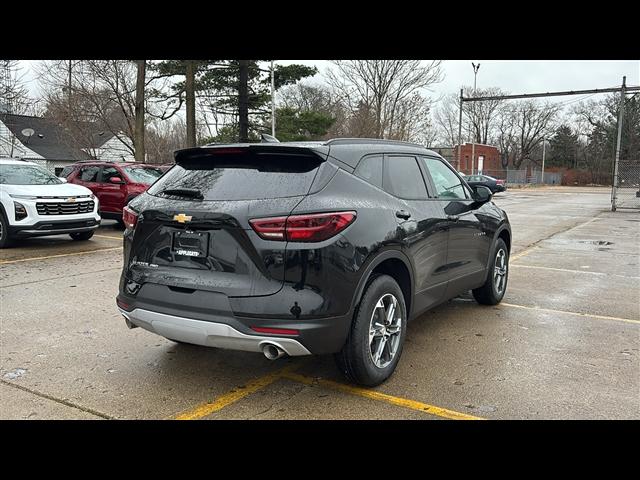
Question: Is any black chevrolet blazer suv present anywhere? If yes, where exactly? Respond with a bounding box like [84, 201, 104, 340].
[117, 138, 511, 386]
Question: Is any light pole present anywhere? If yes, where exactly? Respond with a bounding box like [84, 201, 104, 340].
[470, 62, 480, 174]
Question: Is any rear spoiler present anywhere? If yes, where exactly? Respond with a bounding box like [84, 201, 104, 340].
[174, 144, 330, 164]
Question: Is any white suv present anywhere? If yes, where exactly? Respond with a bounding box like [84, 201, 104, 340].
[0, 158, 101, 248]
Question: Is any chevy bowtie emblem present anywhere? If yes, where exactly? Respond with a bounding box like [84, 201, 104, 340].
[66, 197, 76, 203]
[173, 213, 192, 223]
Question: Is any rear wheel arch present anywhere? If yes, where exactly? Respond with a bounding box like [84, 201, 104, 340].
[352, 251, 415, 319]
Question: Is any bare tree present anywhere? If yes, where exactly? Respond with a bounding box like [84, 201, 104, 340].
[386, 92, 435, 145]
[326, 60, 442, 139]
[464, 87, 504, 144]
[145, 117, 188, 164]
[37, 60, 140, 157]
[434, 93, 462, 146]
[496, 100, 560, 169]
[0, 60, 35, 115]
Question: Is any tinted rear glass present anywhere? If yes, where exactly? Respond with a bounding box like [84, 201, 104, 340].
[355, 155, 383, 189]
[383, 156, 427, 199]
[123, 166, 164, 184]
[148, 152, 322, 201]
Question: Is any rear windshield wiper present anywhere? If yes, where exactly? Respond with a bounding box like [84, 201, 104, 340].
[159, 188, 204, 200]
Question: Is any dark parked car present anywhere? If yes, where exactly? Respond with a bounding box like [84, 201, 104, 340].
[465, 174, 507, 193]
[61, 162, 164, 224]
[116, 139, 511, 386]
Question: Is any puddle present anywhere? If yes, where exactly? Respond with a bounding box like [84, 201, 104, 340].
[3, 368, 27, 380]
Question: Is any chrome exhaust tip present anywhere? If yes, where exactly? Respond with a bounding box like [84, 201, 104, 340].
[122, 315, 138, 329]
[262, 343, 286, 360]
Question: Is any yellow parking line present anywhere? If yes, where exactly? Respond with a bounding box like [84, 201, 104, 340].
[94, 234, 123, 240]
[173, 363, 301, 420]
[281, 372, 483, 420]
[0, 246, 123, 265]
[501, 302, 640, 325]
[510, 247, 536, 261]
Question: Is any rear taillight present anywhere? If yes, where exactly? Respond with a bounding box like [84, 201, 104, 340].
[248, 216, 287, 240]
[250, 211, 356, 243]
[286, 212, 356, 242]
[122, 206, 138, 229]
[496, 179, 505, 185]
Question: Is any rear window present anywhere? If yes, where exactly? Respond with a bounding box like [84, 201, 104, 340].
[123, 166, 164, 184]
[355, 155, 383, 189]
[148, 152, 322, 201]
[59, 165, 74, 178]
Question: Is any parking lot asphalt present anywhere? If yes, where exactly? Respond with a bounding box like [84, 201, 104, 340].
[1, 186, 638, 420]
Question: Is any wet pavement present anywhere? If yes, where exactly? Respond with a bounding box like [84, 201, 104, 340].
[1, 187, 638, 419]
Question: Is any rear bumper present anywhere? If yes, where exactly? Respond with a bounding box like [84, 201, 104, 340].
[117, 279, 353, 355]
[119, 307, 312, 356]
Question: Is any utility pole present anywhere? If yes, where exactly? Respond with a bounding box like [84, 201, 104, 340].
[271, 60, 276, 137]
[541, 137, 546, 184]
[471, 62, 480, 174]
[457, 88, 463, 171]
[612, 76, 626, 211]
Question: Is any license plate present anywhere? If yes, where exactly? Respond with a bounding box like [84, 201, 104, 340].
[172, 231, 209, 258]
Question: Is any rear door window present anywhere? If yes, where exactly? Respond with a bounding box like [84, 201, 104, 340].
[148, 152, 323, 201]
[79, 166, 100, 182]
[383, 155, 428, 200]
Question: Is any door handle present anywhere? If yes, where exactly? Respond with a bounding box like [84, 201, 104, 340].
[395, 210, 411, 220]
[447, 215, 460, 222]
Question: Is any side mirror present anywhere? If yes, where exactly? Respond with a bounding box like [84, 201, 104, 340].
[472, 185, 493, 203]
[109, 176, 125, 184]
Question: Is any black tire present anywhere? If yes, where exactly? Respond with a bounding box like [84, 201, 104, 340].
[69, 231, 95, 241]
[334, 274, 407, 387]
[0, 210, 14, 248]
[472, 238, 509, 305]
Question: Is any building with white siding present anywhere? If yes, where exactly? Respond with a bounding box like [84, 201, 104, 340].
[0, 113, 135, 174]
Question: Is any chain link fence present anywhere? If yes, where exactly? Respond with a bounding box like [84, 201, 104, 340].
[464, 169, 563, 185]
[612, 159, 640, 210]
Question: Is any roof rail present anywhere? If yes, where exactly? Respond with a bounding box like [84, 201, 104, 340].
[323, 138, 425, 148]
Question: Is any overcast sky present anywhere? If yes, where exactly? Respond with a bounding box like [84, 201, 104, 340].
[18, 59, 640, 103]
[278, 60, 639, 101]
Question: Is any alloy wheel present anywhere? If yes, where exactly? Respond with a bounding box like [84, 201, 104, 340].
[368, 293, 403, 369]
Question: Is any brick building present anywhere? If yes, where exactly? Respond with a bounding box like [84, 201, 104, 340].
[452, 143, 503, 175]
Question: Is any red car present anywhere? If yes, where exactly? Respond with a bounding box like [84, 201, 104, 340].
[61, 162, 165, 224]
